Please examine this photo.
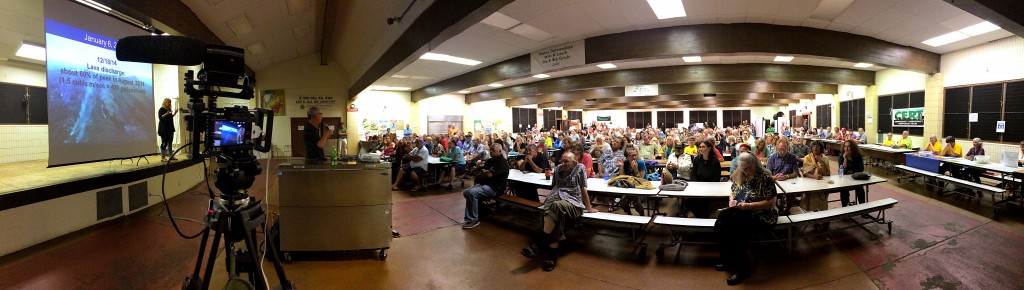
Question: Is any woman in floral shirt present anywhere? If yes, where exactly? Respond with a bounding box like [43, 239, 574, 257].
[715, 152, 780, 286]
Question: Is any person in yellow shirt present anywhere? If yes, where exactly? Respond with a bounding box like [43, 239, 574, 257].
[882, 132, 896, 147]
[938, 136, 964, 181]
[897, 131, 913, 149]
[683, 137, 699, 155]
[923, 134, 942, 154]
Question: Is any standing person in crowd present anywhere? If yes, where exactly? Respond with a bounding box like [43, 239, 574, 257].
[462, 144, 510, 229]
[391, 138, 429, 192]
[157, 98, 178, 161]
[686, 140, 722, 218]
[838, 140, 868, 213]
[519, 151, 598, 272]
[302, 106, 332, 161]
[716, 152, 779, 286]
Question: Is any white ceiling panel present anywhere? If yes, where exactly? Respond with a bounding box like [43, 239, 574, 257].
[716, 0, 749, 15]
[858, 8, 911, 33]
[891, 0, 940, 15]
[832, 0, 895, 27]
[776, 0, 820, 18]
[747, 0, 784, 14]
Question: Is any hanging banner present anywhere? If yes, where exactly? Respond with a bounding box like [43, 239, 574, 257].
[625, 84, 659, 97]
[596, 116, 611, 121]
[530, 40, 585, 74]
[892, 107, 924, 127]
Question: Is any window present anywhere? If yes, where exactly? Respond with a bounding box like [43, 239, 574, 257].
[878, 91, 925, 136]
[0, 84, 47, 124]
[1004, 81, 1024, 143]
[511, 107, 537, 133]
[721, 110, 749, 127]
[656, 111, 684, 129]
[543, 109, 559, 129]
[689, 110, 715, 127]
[567, 110, 583, 122]
[837, 99, 865, 131]
[626, 111, 652, 129]
[815, 104, 832, 129]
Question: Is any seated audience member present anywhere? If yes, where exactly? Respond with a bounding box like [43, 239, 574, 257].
[923, 134, 942, 154]
[391, 138, 429, 191]
[729, 143, 751, 175]
[789, 137, 810, 158]
[597, 138, 625, 177]
[766, 139, 800, 181]
[882, 132, 896, 147]
[519, 144, 550, 173]
[662, 144, 692, 183]
[466, 138, 490, 170]
[753, 138, 769, 159]
[462, 144, 510, 229]
[800, 141, 831, 225]
[443, 136, 467, 190]
[938, 136, 964, 179]
[858, 128, 868, 144]
[961, 138, 985, 184]
[1019, 140, 1024, 166]
[637, 135, 661, 160]
[837, 140, 868, 212]
[569, 142, 595, 178]
[687, 140, 722, 218]
[616, 147, 645, 215]
[683, 137, 699, 155]
[520, 151, 598, 272]
[708, 137, 725, 161]
[764, 135, 776, 157]
[897, 131, 913, 149]
[716, 152, 779, 286]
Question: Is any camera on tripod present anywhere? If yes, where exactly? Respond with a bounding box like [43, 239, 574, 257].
[117, 35, 293, 290]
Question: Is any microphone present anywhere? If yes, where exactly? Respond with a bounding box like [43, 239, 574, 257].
[116, 35, 206, 66]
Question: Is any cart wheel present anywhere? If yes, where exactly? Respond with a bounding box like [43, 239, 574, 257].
[282, 252, 292, 263]
[655, 247, 665, 261]
[378, 249, 388, 261]
[887, 221, 893, 234]
[638, 246, 647, 260]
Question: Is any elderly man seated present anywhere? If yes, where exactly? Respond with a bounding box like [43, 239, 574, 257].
[637, 135, 662, 160]
[766, 139, 800, 181]
[520, 151, 598, 272]
[897, 131, 913, 149]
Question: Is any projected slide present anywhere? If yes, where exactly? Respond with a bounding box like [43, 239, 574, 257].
[45, 0, 155, 167]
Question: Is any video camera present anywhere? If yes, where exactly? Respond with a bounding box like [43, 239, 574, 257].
[117, 35, 292, 290]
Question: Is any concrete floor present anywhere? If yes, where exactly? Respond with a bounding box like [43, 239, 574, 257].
[1, 160, 1023, 289]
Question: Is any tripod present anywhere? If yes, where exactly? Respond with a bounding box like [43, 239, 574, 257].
[183, 152, 295, 290]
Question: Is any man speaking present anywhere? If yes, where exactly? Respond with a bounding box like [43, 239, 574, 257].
[304, 107, 332, 161]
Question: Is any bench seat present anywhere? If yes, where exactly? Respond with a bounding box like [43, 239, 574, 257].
[787, 198, 898, 225]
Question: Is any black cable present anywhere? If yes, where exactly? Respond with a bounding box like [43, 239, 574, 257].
[160, 142, 208, 239]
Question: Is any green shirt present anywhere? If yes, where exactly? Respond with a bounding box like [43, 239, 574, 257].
[897, 138, 913, 149]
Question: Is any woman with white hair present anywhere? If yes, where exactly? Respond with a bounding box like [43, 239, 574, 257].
[715, 152, 780, 285]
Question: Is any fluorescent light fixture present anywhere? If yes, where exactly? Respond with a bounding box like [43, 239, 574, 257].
[419, 52, 481, 66]
[75, 0, 111, 13]
[774, 56, 794, 62]
[959, 21, 1000, 36]
[682, 56, 702, 63]
[481, 12, 521, 30]
[458, 90, 471, 94]
[488, 83, 504, 87]
[921, 31, 969, 47]
[533, 74, 550, 78]
[15, 42, 45, 61]
[647, 0, 686, 19]
[853, 63, 873, 68]
[596, 63, 617, 69]
[371, 86, 411, 91]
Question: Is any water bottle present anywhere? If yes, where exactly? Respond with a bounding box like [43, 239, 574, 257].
[331, 145, 338, 161]
[604, 173, 610, 181]
[838, 166, 844, 176]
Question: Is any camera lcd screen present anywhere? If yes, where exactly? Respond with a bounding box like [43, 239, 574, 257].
[213, 120, 248, 147]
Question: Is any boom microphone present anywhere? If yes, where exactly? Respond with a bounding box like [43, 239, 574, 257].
[116, 35, 206, 66]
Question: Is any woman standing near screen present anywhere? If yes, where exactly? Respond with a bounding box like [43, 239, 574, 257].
[158, 98, 177, 161]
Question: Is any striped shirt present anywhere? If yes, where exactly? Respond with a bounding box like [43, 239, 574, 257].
[544, 163, 588, 209]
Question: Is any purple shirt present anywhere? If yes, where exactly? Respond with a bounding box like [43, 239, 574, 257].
[966, 147, 985, 159]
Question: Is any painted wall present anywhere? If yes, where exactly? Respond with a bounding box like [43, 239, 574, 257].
[941, 36, 1024, 87]
[415, 93, 467, 135]
[467, 100, 513, 133]
[256, 54, 348, 156]
[875, 69, 927, 96]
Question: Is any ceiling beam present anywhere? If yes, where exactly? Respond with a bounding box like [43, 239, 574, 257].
[537, 93, 813, 108]
[506, 82, 834, 106]
[570, 99, 800, 110]
[413, 23, 937, 101]
[348, 0, 514, 98]
[469, 64, 872, 103]
[944, 0, 1024, 37]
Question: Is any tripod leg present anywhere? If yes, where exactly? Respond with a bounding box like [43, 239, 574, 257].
[242, 230, 266, 290]
[264, 225, 295, 289]
[200, 218, 225, 290]
[183, 228, 211, 290]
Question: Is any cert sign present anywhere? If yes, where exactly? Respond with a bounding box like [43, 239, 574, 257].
[892, 107, 924, 127]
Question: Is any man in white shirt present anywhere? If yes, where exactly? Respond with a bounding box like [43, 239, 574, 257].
[391, 138, 430, 191]
[661, 144, 692, 183]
